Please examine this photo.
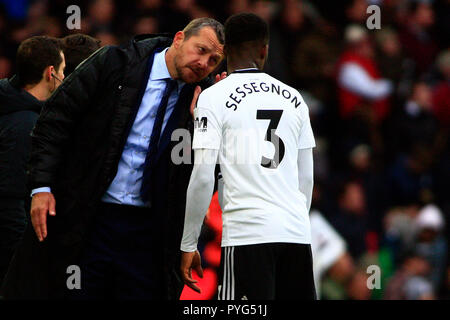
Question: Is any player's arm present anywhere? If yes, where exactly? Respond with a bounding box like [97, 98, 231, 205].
[298, 148, 314, 212]
[181, 88, 222, 293]
[181, 148, 219, 252]
[180, 148, 219, 293]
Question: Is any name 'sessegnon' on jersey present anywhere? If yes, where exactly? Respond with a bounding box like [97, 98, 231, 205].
[193, 70, 316, 247]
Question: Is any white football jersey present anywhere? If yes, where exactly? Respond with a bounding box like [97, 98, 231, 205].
[193, 70, 316, 247]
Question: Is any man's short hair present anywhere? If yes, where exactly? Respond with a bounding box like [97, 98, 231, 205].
[62, 34, 101, 76]
[183, 17, 225, 45]
[224, 13, 269, 47]
[16, 36, 63, 87]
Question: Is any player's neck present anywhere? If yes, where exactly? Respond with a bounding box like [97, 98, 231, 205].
[227, 60, 260, 74]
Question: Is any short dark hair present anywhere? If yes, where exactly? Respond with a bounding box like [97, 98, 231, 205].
[183, 17, 225, 45]
[224, 13, 269, 47]
[62, 34, 101, 76]
[16, 36, 63, 87]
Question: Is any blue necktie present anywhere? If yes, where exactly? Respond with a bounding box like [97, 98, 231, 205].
[140, 79, 177, 202]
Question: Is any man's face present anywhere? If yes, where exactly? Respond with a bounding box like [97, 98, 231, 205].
[173, 27, 224, 83]
[51, 51, 66, 92]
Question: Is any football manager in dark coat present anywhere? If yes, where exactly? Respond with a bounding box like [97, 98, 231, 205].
[1, 18, 225, 300]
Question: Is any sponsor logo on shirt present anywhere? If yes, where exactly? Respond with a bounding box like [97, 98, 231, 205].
[194, 116, 208, 132]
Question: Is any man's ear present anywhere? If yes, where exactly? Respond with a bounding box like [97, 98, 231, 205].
[173, 31, 185, 49]
[43, 65, 54, 82]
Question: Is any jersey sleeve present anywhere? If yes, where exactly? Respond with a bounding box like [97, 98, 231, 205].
[192, 91, 222, 150]
[298, 101, 316, 150]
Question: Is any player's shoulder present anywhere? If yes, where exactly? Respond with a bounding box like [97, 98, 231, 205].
[263, 73, 310, 112]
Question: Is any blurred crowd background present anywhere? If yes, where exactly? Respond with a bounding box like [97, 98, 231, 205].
[0, 0, 448, 300]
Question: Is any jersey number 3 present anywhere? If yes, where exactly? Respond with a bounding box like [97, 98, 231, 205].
[256, 110, 286, 169]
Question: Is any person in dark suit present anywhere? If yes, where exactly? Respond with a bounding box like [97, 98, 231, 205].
[0, 36, 65, 286]
[1, 18, 225, 300]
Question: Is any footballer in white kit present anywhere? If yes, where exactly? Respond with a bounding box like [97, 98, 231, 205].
[180, 13, 317, 300]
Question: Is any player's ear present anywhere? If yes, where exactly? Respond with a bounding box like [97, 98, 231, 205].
[260, 44, 269, 60]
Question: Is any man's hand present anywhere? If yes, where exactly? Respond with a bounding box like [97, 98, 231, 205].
[30, 192, 56, 242]
[180, 250, 204, 293]
[189, 72, 227, 117]
[215, 71, 227, 84]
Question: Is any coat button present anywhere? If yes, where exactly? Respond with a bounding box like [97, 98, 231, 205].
[118, 85, 122, 90]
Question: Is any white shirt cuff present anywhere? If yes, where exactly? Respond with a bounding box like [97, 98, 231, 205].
[31, 187, 52, 197]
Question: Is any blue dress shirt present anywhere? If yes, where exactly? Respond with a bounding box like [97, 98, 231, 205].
[32, 48, 184, 208]
[102, 48, 184, 207]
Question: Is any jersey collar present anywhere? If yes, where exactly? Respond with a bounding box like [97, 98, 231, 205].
[232, 68, 263, 74]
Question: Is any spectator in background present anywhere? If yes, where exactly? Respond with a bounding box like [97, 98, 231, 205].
[383, 204, 421, 265]
[384, 251, 433, 300]
[277, 0, 308, 48]
[41, 16, 63, 38]
[385, 80, 438, 206]
[399, 0, 438, 77]
[403, 275, 436, 300]
[387, 143, 434, 207]
[329, 181, 369, 260]
[0, 36, 65, 285]
[82, 0, 120, 45]
[249, 0, 289, 83]
[126, 0, 164, 34]
[336, 24, 393, 123]
[390, 81, 438, 155]
[226, 0, 250, 17]
[344, 0, 369, 26]
[375, 28, 404, 93]
[87, 0, 117, 33]
[61, 34, 101, 76]
[291, 20, 340, 106]
[164, 0, 213, 34]
[133, 13, 160, 35]
[136, 0, 163, 11]
[432, 49, 450, 128]
[346, 144, 387, 234]
[334, 25, 393, 167]
[413, 204, 447, 292]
